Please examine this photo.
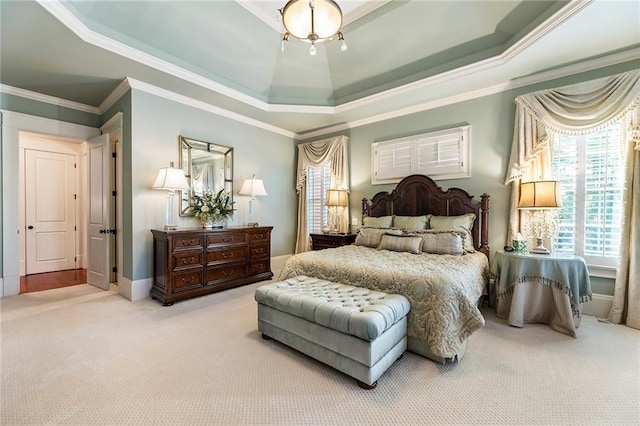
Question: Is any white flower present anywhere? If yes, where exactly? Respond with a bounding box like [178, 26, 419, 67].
[201, 205, 209, 213]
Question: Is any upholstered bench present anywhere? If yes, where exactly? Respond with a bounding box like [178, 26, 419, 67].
[255, 275, 410, 389]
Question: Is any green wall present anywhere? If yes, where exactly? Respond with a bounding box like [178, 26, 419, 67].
[302, 60, 639, 296]
[129, 90, 296, 281]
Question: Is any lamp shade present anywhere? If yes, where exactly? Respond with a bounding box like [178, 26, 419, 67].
[518, 181, 562, 210]
[281, 0, 343, 40]
[152, 164, 189, 191]
[239, 175, 267, 197]
[325, 189, 348, 207]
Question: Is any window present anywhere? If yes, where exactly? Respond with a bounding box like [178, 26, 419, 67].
[372, 125, 470, 184]
[551, 122, 624, 271]
[306, 162, 332, 233]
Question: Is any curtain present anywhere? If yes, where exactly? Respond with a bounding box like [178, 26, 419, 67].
[609, 107, 640, 329]
[505, 69, 640, 329]
[295, 136, 349, 253]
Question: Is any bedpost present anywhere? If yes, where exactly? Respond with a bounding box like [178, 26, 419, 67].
[361, 198, 370, 217]
[480, 193, 490, 261]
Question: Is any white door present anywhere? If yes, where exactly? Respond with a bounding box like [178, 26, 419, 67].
[87, 134, 111, 290]
[25, 149, 77, 274]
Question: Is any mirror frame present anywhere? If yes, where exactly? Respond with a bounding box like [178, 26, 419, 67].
[178, 135, 234, 217]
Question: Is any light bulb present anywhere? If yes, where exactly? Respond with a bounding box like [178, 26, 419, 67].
[341, 40, 347, 52]
[309, 44, 316, 56]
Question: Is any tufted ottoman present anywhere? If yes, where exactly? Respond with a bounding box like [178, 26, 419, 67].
[255, 275, 410, 389]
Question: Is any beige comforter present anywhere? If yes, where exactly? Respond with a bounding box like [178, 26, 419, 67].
[279, 245, 489, 360]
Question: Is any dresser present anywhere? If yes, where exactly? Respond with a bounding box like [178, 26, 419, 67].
[310, 233, 357, 250]
[151, 226, 273, 305]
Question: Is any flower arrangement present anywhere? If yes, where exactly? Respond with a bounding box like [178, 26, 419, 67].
[191, 188, 235, 225]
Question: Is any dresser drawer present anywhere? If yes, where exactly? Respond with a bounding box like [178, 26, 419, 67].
[248, 230, 269, 244]
[172, 251, 203, 270]
[172, 270, 203, 292]
[207, 232, 246, 246]
[206, 263, 246, 283]
[173, 235, 204, 251]
[249, 244, 269, 258]
[206, 247, 247, 264]
[249, 260, 269, 275]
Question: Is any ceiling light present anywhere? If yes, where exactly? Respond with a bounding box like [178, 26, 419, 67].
[279, 0, 347, 55]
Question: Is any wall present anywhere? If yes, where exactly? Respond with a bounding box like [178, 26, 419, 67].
[129, 89, 297, 283]
[303, 60, 640, 296]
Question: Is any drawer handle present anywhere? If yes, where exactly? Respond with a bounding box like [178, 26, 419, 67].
[254, 248, 265, 254]
[222, 269, 233, 276]
[182, 256, 194, 264]
[222, 237, 233, 243]
[222, 251, 233, 259]
[256, 234, 264, 239]
[182, 276, 194, 285]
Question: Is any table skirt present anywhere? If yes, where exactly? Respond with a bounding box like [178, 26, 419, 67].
[496, 280, 583, 337]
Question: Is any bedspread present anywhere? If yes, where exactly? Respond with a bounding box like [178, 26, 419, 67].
[279, 245, 489, 360]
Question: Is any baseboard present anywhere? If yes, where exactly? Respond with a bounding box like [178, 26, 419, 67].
[583, 293, 613, 319]
[119, 277, 153, 301]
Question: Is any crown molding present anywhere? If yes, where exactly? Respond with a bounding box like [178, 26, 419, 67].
[0, 84, 100, 114]
[298, 47, 640, 139]
[125, 78, 296, 139]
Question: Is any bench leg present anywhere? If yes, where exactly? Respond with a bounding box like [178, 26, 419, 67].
[261, 333, 272, 340]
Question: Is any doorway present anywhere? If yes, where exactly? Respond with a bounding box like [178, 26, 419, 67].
[18, 132, 117, 293]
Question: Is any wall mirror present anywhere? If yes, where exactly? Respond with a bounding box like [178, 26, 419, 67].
[179, 136, 233, 217]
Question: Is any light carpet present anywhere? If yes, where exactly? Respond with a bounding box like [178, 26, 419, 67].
[1, 278, 639, 425]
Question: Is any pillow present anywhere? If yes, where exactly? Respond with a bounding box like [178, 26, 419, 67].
[362, 216, 393, 228]
[392, 215, 430, 231]
[410, 230, 464, 255]
[354, 227, 403, 248]
[377, 234, 423, 254]
[429, 213, 476, 252]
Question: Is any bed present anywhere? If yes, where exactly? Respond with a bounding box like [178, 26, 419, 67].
[279, 174, 491, 363]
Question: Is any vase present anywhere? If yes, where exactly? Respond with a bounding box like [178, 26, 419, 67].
[202, 218, 227, 229]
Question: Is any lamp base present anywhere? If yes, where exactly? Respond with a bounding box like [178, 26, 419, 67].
[164, 224, 178, 230]
[530, 238, 550, 254]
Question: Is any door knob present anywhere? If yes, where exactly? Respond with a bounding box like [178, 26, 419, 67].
[27, 225, 34, 230]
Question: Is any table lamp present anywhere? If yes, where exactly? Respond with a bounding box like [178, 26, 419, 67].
[153, 162, 190, 230]
[518, 180, 562, 254]
[239, 174, 268, 226]
[325, 189, 348, 234]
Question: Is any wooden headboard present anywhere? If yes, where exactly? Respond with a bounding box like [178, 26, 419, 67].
[361, 174, 490, 259]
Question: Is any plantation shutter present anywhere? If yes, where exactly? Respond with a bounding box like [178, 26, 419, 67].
[372, 125, 470, 184]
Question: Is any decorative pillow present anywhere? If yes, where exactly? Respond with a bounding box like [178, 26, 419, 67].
[429, 213, 476, 252]
[354, 227, 403, 248]
[377, 234, 423, 254]
[410, 230, 464, 255]
[392, 215, 430, 231]
[362, 216, 393, 228]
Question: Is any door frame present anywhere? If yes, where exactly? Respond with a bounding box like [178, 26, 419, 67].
[20, 136, 84, 276]
[1, 111, 101, 296]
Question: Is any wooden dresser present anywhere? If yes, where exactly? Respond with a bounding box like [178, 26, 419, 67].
[310, 233, 357, 250]
[151, 226, 273, 305]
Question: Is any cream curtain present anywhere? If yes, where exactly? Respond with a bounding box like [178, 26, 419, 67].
[295, 136, 349, 253]
[505, 69, 640, 329]
[609, 107, 640, 329]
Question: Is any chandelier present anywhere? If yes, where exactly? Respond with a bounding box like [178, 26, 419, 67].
[279, 0, 347, 55]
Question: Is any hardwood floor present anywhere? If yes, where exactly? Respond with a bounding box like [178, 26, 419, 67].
[20, 269, 87, 294]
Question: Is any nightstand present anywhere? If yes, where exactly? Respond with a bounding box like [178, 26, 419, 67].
[310, 233, 357, 250]
[490, 251, 592, 336]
